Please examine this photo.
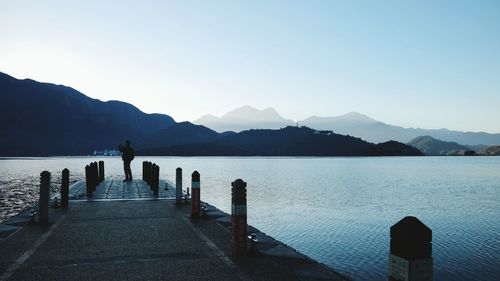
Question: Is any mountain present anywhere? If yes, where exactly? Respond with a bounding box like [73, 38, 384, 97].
[300, 114, 500, 146]
[0, 72, 176, 156]
[407, 136, 471, 156]
[196, 107, 500, 146]
[141, 121, 234, 149]
[485, 146, 500, 156]
[139, 126, 423, 156]
[193, 105, 295, 132]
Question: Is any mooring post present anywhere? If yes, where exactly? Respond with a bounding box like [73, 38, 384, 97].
[90, 162, 95, 188]
[175, 168, 182, 205]
[153, 165, 160, 196]
[39, 171, 51, 225]
[389, 216, 433, 281]
[61, 168, 69, 208]
[145, 161, 151, 184]
[93, 162, 99, 189]
[191, 171, 200, 218]
[231, 179, 247, 256]
[85, 165, 92, 197]
[142, 161, 146, 181]
[90, 162, 95, 191]
[149, 164, 154, 189]
[98, 161, 104, 182]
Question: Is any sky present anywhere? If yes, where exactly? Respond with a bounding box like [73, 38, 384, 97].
[1, 0, 499, 133]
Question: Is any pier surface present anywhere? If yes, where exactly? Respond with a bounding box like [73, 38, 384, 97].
[0, 179, 348, 281]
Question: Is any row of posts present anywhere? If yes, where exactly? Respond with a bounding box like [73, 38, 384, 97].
[85, 161, 105, 197]
[184, 173, 432, 280]
[178, 170, 247, 255]
[142, 161, 160, 196]
[38, 163, 432, 281]
[38, 168, 70, 225]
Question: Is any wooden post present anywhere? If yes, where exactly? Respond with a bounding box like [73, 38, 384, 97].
[231, 179, 247, 256]
[150, 164, 155, 189]
[145, 161, 151, 184]
[142, 161, 146, 181]
[191, 171, 200, 218]
[175, 168, 182, 205]
[85, 165, 92, 198]
[39, 171, 51, 225]
[98, 161, 104, 182]
[153, 165, 160, 196]
[389, 216, 433, 281]
[61, 168, 69, 208]
[92, 162, 99, 189]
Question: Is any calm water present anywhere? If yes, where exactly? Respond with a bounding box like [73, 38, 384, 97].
[1, 156, 499, 281]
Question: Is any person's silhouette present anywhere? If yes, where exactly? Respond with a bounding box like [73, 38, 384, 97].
[118, 140, 135, 181]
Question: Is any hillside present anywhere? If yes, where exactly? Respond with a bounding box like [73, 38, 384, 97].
[485, 146, 500, 156]
[0, 72, 175, 156]
[139, 126, 423, 156]
[407, 136, 471, 156]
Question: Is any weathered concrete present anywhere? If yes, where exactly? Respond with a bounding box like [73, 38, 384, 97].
[0, 180, 349, 281]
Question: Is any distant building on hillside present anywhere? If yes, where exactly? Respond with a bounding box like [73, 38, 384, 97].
[93, 149, 121, 156]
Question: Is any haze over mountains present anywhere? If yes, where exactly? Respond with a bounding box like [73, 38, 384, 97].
[194, 106, 295, 132]
[194, 106, 500, 146]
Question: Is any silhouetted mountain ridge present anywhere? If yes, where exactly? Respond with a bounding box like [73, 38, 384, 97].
[0, 72, 176, 156]
[139, 126, 423, 156]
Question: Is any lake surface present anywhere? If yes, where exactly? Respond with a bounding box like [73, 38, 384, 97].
[1, 156, 499, 281]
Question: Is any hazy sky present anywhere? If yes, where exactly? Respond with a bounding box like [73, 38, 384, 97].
[1, 1, 499, 132]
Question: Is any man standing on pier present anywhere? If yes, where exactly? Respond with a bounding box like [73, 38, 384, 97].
[118, 140, 135, 182]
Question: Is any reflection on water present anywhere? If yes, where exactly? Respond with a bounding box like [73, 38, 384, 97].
[1, 156, 499, 281]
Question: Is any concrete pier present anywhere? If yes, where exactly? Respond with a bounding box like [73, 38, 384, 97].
[0, 179, 349, 281]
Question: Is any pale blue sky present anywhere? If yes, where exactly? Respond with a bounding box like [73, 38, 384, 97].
[1, 1, 499, 132]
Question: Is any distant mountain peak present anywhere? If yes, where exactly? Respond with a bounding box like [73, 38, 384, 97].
[193, 105, 294, 132]
[338, 112, 377, 122]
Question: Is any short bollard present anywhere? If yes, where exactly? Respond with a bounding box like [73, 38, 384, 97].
[145, 161, 151, 184]
[231, 179, 247, 256]
[191, 171, 200, 218]
[175, 168, 182, 205]
[389, 216, 433, 281]
[39, 171, 51, 225]
[61, 168, 69, 208]
[93, 162, 99, 189]
[142, 161, 146, 181]
[90, 162, 96, 190]
[85, 165, 92, 197]
[153, 165, 160, 196]
[150, 164, 156, 190]
[98, 161, 105, 182]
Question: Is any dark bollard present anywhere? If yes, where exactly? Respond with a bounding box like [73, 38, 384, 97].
[85, 165, 93, 197]
[61, 168, 69, 208]
[39, 171, 51, 225]
[175, 168, 182, 205]
[191, 171, 200, 218]
[389, 216, 433, 281]
[142, 161, 146, 181]
[93, 162, 99, 189]
[231, 179, 247, 256]
[150, 164, 154, 189]
[153, 165, 160, 196]
[90, 162, 96, 191]
[98, 161, 104, 182]
[145, 161, 151, 184]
